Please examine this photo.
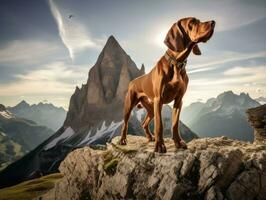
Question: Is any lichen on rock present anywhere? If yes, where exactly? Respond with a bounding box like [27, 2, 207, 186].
[40, 135, 266, 200]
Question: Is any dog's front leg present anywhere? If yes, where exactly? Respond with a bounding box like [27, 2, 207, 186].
[172, 100, 187, 149]
[154, 97, 166, 153]
[153, 68, 167, 153]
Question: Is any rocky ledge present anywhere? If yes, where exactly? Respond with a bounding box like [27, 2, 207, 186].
[40, 135, 266, 200]
[247, 104, 266, 143]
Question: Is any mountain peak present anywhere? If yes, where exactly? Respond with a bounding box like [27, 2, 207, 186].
[102, 35, 125, 55]
[240, 92, 250, 97]
[221, 90, 234, 96]
[0, 104, 6, 111]
[105, 35, 120, 47]
[64, 36, 144, 130]
[16, 100, 30, 108]
[140, 63, 145, 74]
[107, 35, 117, 43]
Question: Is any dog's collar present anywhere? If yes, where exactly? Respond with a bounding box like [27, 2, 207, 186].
[164, 51, 187, 71]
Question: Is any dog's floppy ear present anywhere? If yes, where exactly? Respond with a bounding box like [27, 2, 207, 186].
[192, 44, 201, 55]
[164, 22, 185, 52]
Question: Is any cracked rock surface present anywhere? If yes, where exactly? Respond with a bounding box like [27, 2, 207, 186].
[247, 104, 266, 143]
[40, 135, 266, 200]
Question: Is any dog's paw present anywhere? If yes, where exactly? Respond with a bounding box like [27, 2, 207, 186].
[154, 141, 167, 153]
[175, 140, 187, 149]
[119, 138, 127, 145]
[147, 135, 155, 142]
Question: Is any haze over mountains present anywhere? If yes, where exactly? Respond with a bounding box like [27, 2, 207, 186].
[0, 104, 53, 169]
[0, 104, 54, 151]
[255, 97, 266, 105]
[0, 36, 197, 188]
[181, 91, 260, 141]
[8, 101, 67, 131]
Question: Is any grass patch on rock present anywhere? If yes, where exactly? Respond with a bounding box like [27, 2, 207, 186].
[111, 142, 137, 155]
[104, 158, 119, 175]
[0, 173, 63, 200]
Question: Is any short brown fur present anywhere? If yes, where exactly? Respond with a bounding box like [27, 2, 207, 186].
[119, 17, 215, 153]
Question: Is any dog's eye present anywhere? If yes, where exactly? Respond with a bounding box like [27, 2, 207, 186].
[189, 19, 197, 30]
[191, 19, 197, 24]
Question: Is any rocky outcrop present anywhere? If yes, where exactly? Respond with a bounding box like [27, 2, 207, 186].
[247, 104, 266, 143]
[64, 35, 144, 131]
[41, 135, 266, 200]
[0, 104, 6, 111]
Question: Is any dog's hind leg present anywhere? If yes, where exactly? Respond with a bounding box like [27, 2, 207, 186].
[142, 113, 154, 141]
[119, 87, 138, 145]
[140, 97, 155, 141]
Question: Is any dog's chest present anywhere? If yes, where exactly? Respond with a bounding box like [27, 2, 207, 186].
[162, 70, 188, 103]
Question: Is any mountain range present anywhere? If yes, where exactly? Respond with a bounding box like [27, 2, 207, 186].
[8, 101, 67, 131]
[255, 96, 266, 105]
[181, 91, 260, 141]
[0, 36, 197, 188]
[0, 131, 25, 170]
[0, 104, 53, 170]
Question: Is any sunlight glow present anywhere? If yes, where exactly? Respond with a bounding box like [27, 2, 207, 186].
[154, 28, 168, 48]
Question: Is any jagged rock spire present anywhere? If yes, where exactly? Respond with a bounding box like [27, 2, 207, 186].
[64, 36, 144, 130]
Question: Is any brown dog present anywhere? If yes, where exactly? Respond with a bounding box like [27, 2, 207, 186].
[119, 17, 215, 153]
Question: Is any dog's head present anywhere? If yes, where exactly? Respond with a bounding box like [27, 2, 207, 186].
[164, 17, 215, 55]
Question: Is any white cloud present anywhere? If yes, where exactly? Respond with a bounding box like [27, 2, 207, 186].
[188, 67, 213, 74]
[0, 61, 88, 95]
[182, 65, 266, 106]
[0, 40, 61, 64]
[223, 66, 252, 76]
[189, 51, 266, 70]
[48, 0, 101, 61]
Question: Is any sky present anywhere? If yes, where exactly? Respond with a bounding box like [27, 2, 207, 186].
[0, 0, 265, 109]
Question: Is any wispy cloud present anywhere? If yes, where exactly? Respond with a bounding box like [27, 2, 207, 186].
[0, 61, 88, 95]
[186, 51, 266, 75]
[0, 40, 61, 65]
[188, 67, 213, 74]
[190, 51, 266, 69]
[189, 66, 266, 86]
[48, 0, 101, 61]
[183, 64, 266, 106]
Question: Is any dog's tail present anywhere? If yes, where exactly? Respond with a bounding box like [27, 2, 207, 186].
[136, 103, 143, 109]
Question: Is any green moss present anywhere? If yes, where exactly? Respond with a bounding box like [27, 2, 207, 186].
[103, 158, 119, 175]
[113, 143, 137, 154]
[0, 173, 63, 200]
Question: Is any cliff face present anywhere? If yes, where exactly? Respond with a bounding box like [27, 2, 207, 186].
[64, 35, 144, 131]
[247, 104, 266, 142]
[41, 135, 266, 200]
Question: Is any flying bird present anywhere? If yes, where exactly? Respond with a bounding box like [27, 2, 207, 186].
[68, 14, 74, 19]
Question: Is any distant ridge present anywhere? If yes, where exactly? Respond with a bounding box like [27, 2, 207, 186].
[181, 91, 260, 141]
[8, 100, 67, 131]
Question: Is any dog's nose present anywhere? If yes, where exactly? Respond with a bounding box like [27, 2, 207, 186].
[211, 20, 215, 27]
